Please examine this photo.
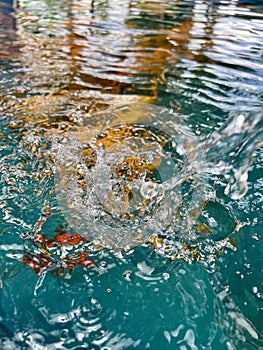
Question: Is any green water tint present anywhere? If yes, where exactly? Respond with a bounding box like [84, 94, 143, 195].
[1, 106, 261, 350]
[0, 0, 263, 349]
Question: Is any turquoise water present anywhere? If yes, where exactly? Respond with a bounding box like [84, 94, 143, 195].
[0, 0, 262, 349]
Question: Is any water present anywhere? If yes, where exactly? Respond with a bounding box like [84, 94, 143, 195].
[0, 0, 263, 349]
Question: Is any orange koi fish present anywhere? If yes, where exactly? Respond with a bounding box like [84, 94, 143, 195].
[23, 213, 94, 275]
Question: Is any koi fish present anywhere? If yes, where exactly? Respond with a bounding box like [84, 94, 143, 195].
[23, 213, 94, 275]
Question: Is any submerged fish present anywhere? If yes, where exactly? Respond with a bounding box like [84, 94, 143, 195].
[23, 213, 94, 276]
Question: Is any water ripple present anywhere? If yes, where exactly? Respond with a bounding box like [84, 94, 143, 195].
[0, 1, 262, 349]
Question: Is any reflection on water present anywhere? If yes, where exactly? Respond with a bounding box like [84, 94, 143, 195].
[0, 0, 263, 349]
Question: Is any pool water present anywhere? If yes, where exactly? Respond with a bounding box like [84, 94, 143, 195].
[0, 0, 262, 349]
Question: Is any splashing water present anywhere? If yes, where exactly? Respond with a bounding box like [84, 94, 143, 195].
[164, 109, 263, 199]
[53, 103, 195, 251]
[0, 0, 262, 348]
[51, 103, 262, 256]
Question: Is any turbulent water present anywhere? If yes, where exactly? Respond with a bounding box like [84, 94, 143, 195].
[51, 103, 262, 256]
[0, 0, 263, 349]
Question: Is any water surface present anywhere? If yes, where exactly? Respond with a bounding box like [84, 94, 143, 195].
[0, 0, 262, 349]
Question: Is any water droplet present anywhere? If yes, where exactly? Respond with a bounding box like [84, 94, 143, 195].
[60, 329, 69, 339]
[100, 261, 107, 268]
[123, 270, 132, 281]
[252, 233, 259, 241]
[163, 273, 170, 280]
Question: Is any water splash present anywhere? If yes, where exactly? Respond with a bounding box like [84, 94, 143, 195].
[53, 103, 197, 251]
[164, 109, 263, 200]
[50, 103, 262, 257]
[202, 111, 263, 200]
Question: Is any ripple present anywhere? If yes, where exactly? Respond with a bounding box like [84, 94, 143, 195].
[0, 0, 262, 349]
[2, 0, 262, 114]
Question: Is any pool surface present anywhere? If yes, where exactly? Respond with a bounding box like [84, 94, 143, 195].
[0, 0, 262, 349]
